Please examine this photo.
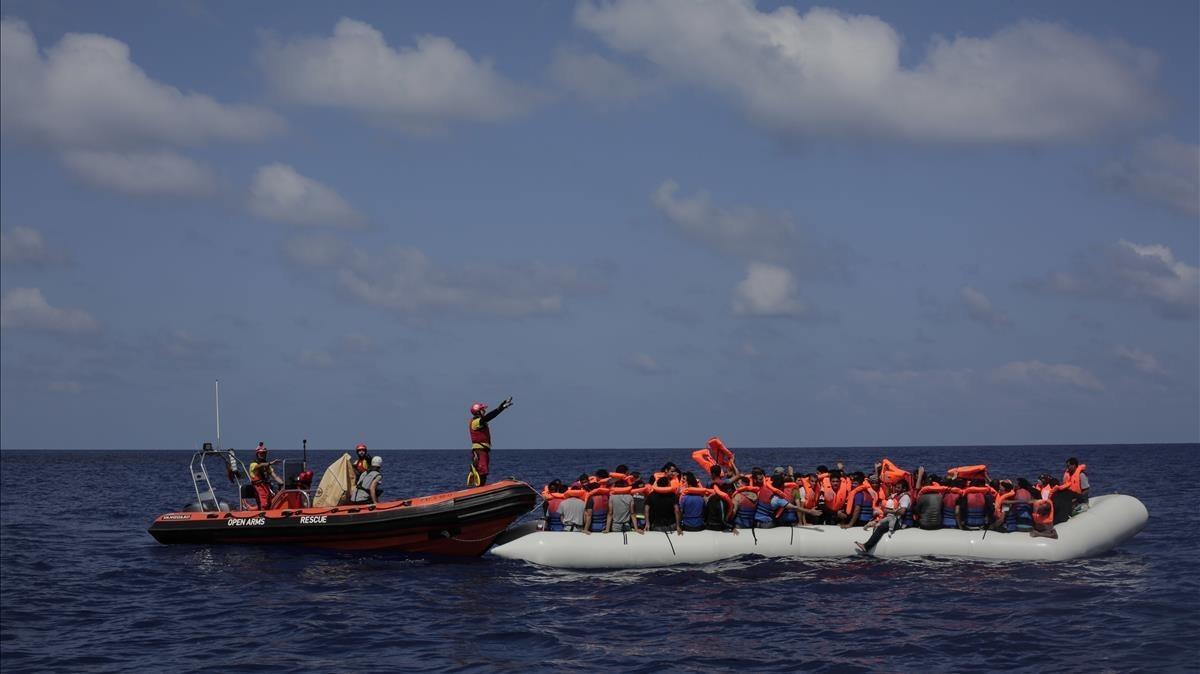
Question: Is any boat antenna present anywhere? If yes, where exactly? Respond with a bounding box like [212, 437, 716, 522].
[214, 379, 222, 450]
[303, 438, 308, 470]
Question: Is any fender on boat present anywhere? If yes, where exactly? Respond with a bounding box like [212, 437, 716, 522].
[489, 493, 1148, 569]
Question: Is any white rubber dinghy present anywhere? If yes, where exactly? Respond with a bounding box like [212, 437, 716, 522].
[490, 493, 1148, 569]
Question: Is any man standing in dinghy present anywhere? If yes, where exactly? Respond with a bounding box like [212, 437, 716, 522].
[467, 397, 514, 486]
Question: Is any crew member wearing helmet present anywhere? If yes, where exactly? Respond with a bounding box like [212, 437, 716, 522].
[352, 456, 384, 505]
[352, 443, 372, 477]
[247, 442, 283, 509]
[467, 397, 514, 486]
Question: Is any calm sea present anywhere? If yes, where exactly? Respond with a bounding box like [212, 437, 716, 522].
[1, 445, 1197, 673]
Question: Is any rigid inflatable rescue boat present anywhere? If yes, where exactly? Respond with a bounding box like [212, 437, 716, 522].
[489, 493, 1147, 568]
[149, 446, 537, 556]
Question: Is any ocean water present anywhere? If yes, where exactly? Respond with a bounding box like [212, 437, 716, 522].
[1, 445, 1197, 673]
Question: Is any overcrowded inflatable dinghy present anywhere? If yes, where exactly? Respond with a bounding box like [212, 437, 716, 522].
[490, 493, 1147, 568]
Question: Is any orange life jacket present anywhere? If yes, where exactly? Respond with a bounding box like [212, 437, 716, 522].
[879, 458, 911, 485]
[1031, 499, 1054, 528]
[691, 449, 717, 474]
[1062, 464, 1087, 494]
[707, 437, 736, 471]
[949, 464, 987, 479]
[822, 486, 847, 511]
[844, 483, 878, 514]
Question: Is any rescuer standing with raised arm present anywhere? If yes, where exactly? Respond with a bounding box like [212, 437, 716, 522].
[467, 397, 513, 486]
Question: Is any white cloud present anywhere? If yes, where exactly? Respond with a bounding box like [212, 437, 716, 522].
[258, 18, 534, 133]
[576, 1, 1162, 143]
[1030, 240, 1199, 320]
[0, 287, 100, 334]
[1101, 136, 1199, 217]
[733, 262, 807, 316]
[549, 47, 652, 104]
[284, 236, 604, 319]
[960, 286, 1011, 328]
[993, 360, 1105, 392]
[1, 18, 283, 149]
[1111, 345, 1167, 376]
[653, 179, 797, 263]
[626, 352, 666, 375]
[0, 227, 67, 265]
[61, 150, 219, 197]
[249, 164, 365, 227]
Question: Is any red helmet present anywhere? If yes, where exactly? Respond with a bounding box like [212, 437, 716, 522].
[297, 470, 314, 484]
[255, 446, 267, 458]
[355, 443, 368, 452]
[470, 402, 487, 416]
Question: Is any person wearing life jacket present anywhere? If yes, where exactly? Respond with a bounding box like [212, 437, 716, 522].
[467, 396, 513, 486]
[730, 476, 759, 529]
[604, 478, 641, 534]
[912, 474, 944, 530]
[630, 478, 648, 530]
[247, 443, 283, 509]
[582, 482, 610, 534]
[645, 476, 681, 534]
[960, 478, 993, 529]
[1062, 457, 1090, 512]
[992, 479, 1035, 533]
[543, 480, 566, 531]
[702, 480, 738, 533]
[817, 471, 851, 526]
[752, 473, 792, 529]
[1029, 499, 1058, 539]
[676, 472, 708, 533]
[843, 473, 878, 528]
[351, 456, 384, 505]
[271, 469, 314, 509]
[352, 443, 372, 477]
[558, 485, 588, 532]
[941, 479, 965, 529]
[856, 480, 913, 556]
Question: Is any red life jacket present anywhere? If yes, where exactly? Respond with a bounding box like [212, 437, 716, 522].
[469, 418, 491, 449]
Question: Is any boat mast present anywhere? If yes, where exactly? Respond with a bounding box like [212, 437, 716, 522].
[214, 379, 222, 450]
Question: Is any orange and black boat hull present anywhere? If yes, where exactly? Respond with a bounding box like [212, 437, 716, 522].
[148, 480, 537, 557]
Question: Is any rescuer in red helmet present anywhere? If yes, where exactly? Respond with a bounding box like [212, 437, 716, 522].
[352, 443, 372, 478]
[247, 442, 283, 509]
[468, 397, 513, 486]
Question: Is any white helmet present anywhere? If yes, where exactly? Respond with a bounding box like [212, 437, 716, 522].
[371, 456, 383, 469]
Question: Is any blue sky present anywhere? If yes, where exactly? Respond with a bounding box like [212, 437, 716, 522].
[1, 0, 1196, 450]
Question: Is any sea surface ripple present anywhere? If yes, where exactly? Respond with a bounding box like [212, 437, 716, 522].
[1, 445, 1197, 672]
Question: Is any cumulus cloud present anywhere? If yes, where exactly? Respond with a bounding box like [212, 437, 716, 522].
[733, 262, 807, 316]
[258, 18, 534, 133]
[61, 150, 219, 197]
[0, 287, 100, 334]
[653, 179, 797, 263]
[0, 227, 68, 266]
[1111, 345, 1167, 377]
[1028, 240, 1199, 320]
[576, 1, 1162, 143]
[1, 18, 283, 149]
[1101, 136, 1199, 217]
[960, 286, 1011, 328]
[284, 235, 606, 319]
[549, 47, 652, 104]
[249, 164, 365, 227]
[993, 360, 1104, 392]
